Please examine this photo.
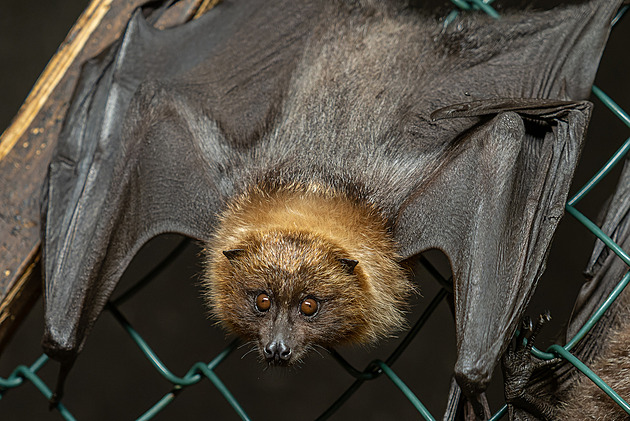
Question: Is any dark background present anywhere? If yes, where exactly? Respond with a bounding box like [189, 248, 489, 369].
[0, 1, 629, 420]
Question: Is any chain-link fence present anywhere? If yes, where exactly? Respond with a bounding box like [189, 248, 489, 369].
[1, 1, 629, 420]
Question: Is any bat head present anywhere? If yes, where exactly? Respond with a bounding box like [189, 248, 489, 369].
[205, 230, 375, 365]
[202, 183, 413, 365]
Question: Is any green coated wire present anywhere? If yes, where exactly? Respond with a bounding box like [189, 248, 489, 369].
[108, 303, 250, 419]
[136, 361, 252, 421]
[327, 350, 378, 381]
[16, 367, 76, 421]
[469, 0, 499, 19]
[0, 353, 48, 390]
[108, 303, 197, 385]
[488, 404, 507, 420]
[375, 360, 437, 421]
[3, 3, 630, 420]
[0, 354, 76, 420]
[389, 266, 630, 421]
[568, 87, 630, 206]
[385, 288, 449, 366]
[445, 0, 498, 26]
[565, 205, 630, 266]
[592, 86, 630, 129]
[317, 288, 448, 419]
[566, 136, 630, 206]
[197, 366, 251, 421]
[108, 303, 239, 385]
[137, 388, 181, 421]
[613, 5, 629, 26]
[450, 0, 472, 10]
[491, 267, 629, 418]
[564, 270, 630, 352]
[548, 345, 630, 415]
[530, 271, 630, 361]
[327, 286, 449, 381]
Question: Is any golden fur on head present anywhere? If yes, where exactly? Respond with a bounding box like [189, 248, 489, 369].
[202, 182, 414, 357]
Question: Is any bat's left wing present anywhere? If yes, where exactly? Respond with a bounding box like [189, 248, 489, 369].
[397, 100, 590, 407]
[41, 0, 319, 367]
[499, 158, 630, 421]
[391, 1, 622, 414]
[569, 156, 630, 341]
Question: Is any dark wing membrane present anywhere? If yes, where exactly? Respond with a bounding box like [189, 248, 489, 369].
[569, 156, 630, 381]
[398, 102, 590, 395]
[503, 158, 630, 421]
[570, 156, 630, 340]
[41, 0, 318, 360]
[393, 0, 622, 401]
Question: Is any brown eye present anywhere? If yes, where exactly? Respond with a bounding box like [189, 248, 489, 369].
[256, 293, 271, 312]
[300, 298, 318, 316]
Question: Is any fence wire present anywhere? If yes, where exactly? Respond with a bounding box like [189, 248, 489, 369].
[1, 1, 629, 420]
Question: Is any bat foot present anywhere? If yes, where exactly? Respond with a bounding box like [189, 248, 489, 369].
[48, 393, 60, 411]
[502, 311, 558, 420]
[46, 358, 74, 411]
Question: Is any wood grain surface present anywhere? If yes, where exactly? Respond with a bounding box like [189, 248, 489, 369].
[0, 0, 211, 354]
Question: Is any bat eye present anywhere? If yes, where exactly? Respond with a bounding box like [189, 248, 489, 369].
[256, 293, 271, 312]
[300, 298, 318, 317]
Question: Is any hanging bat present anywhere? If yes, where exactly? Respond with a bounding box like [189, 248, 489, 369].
[502, 155, 630, 421]
[40, 0, 623, 414]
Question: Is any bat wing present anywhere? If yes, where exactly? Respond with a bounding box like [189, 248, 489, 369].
[568, 156, 630, 341]
[498, 156, 630, 421]
[42, 0, 318, 362]
[562, 156, 630, 387]
[391, 0, 623, 405]
[397, 100, 590, 397]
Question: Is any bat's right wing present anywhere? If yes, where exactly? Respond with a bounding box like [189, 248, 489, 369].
[41, 0, 318, 368]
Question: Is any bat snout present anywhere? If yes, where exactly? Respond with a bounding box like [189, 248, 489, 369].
[263, 338, 292, 364]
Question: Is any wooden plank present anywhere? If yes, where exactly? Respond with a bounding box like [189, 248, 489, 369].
[0, 0, 210, 354]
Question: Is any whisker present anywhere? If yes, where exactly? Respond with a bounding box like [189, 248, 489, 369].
[237, 340, 256, 350]
[311, 344, 329, 358]
[240, 344, 259, 360]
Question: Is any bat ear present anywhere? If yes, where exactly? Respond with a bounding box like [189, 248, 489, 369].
[339, 258, 359, 274]
[223, 249, 246, 262]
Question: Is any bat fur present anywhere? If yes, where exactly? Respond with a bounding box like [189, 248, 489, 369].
[558, 298, 630, 420]
[503, 294, 630, 421]
[204, 181, 413, 363]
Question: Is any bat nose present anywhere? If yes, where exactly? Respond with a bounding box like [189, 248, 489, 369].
[263, 340, 292, 363]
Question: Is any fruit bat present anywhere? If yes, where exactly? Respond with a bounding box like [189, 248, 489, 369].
[502, 155, 630, 421]
[40, 0, 624, 413]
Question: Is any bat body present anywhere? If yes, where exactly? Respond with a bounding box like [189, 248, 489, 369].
[40, 0, 623, 413]
[559, 311, 630, 420]
[504, 156, 630, 421]
[558, 157, 630, 421]
[503, 308, 630, 421]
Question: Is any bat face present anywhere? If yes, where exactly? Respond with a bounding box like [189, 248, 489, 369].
[201, 184, 413, 364]
[205, 230, 374, 365]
